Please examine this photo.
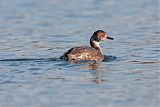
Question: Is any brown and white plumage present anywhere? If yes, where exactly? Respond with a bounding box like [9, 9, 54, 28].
[60, 30, 114, 61]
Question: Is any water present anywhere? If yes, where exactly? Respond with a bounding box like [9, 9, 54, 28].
[0, 0, 159, 107]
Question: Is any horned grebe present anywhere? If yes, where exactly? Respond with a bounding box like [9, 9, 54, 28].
[60, 30, 114, 61]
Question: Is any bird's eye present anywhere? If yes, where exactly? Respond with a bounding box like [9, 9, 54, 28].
[101, 33, 105, 38]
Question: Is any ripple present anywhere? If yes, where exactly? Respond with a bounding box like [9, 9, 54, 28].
[130, 60, 160, 64]
[103, 55, 117, 62]
[0, 57, 61, 62]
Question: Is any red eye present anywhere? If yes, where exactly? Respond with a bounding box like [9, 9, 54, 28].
[100, 33, 105, 38]
[102, 34, 105, 37]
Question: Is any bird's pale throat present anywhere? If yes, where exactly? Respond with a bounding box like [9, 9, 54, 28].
[90, 39, 102, 53]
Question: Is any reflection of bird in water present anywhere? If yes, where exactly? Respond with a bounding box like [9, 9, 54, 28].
[61, 30, 114, 61]
[80, 61, 107, 84]
[93, 77, 107, 84]
[88, 61, 100, 70]
[79, 60, 101, 70]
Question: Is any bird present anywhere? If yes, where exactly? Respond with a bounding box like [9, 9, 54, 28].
[60, 30, 114, 61]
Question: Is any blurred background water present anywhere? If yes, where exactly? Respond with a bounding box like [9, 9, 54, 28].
[0, 0, 159, 107]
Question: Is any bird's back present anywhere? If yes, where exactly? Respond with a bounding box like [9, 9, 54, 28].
[61, 46, 104, 61]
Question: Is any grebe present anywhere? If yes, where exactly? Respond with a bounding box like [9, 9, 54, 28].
[60, 30, 114, 61]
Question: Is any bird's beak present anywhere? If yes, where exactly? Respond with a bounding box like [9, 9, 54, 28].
[106, 36, 114, 40]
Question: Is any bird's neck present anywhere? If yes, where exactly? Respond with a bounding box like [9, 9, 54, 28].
[90, 38, 102, 53]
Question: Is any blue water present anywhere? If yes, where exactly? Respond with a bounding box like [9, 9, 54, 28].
[0, 0, 159, 107]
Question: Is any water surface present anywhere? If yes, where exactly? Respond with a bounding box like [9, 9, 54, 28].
[0, 0, 159, 107]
